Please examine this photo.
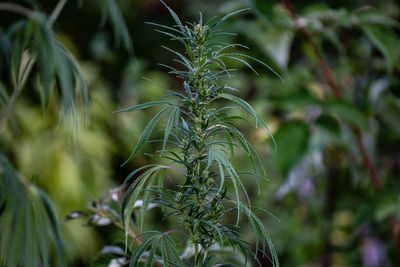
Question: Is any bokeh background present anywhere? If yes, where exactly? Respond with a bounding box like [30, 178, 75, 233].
[1, 0, 400, 266]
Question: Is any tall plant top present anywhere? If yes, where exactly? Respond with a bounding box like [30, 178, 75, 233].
[117, 1, 280, 266]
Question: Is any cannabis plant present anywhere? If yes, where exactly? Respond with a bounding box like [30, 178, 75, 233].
[118, 2, 281, 266]
[0, 1, 132, 266]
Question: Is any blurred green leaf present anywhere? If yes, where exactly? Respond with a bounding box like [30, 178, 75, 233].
[315, 114, 340, 136]
[376, 195, 400, 221]
[362, 24, 400, 70]
[277, 92, 321, 108]
[357, 9, 400, 28]
[272, 121, 310, 177]
[99, 0, 133, 53]
[325, 101, 369, 131]
[0, 155, 65, 267]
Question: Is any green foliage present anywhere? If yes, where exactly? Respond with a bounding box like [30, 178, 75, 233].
[99, 0, 133, 53]
[362, 24, 400, 70]
[2, 0, 400, 266]
[129, 231, 184, 267]
[247, 1, 400, 266]
[0, 156, 65, 267]
[273, 121, 310, 176]
[118, 2, 280, 266]
[0, 0, 133, 126]
[0, 0, 133, 266]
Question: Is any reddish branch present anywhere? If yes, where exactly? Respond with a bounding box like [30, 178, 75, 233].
[352, 126, 382, 190]
[280, 0, 399, 262]
[281, 0, 342, 98]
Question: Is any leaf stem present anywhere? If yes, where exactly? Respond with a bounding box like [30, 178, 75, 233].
[87, 205, 143, 245]
[203, 249, 208, 264]
[194, 239, 200, 267]
[49, 0, 67, 26]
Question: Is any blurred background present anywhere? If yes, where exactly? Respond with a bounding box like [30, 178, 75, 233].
[1, 0, 400, 266]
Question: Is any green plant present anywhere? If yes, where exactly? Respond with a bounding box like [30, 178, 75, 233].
[117, 2, 281, 266]
[0, 1, 132, 266]
[238, 0, 400, 265]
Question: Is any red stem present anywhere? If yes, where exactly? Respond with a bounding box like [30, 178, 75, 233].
[352, 126, 382, 190]
[281, 0, 342, 98]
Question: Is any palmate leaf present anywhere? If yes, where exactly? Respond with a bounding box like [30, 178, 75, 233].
[1, 15, 89, 127]
[54, 42, 89, 123]
[221, 123, 260, 174]
[218, 52, 284, 82]
[207, 146, 250, 225]
[122, 166, 162, 228]
[162, 106, 180, 153]
[33, 17, 57, 110]
[242, 205, 278, 267]
[98, 0, 133, 52]
[122, 106, 172, 166]
[218, 93, 260, 125]
[129, 232, 184, 267]
[1, 0, 133, 129]
[0, 155, 65, 267]
[209, 110, 269, 174]
[121, 165, 186, 247]
[218, 93, 276, 152]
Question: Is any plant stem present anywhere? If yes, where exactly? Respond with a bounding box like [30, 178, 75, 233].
[87, 205, 142, 245]
[0, 3, 35, 18]
[352, 126, 382, 190]
[49, 0, 68, 25]
[194, 239, 200, 267]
